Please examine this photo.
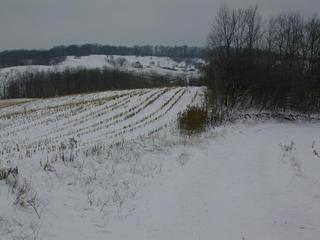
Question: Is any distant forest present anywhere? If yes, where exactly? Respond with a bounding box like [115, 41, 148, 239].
[0, 45, 206, 68]
[4, 68, 192, 99]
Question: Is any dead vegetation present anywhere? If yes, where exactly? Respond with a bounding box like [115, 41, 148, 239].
[178, 107, 208, 134]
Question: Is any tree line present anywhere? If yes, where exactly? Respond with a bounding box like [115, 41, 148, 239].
[0, 45, 206, 68]
[206, 6, 320, 113]
[4, 68, 188, 99]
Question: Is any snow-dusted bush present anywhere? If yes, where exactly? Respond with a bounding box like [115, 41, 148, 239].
[178, 107, 208, 134]
[0, 167, 18, 181]
[14, 179, 41, 218]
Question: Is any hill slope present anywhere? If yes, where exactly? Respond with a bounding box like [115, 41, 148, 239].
[107, 123, 320, 240]
[1, 88, 320, 240]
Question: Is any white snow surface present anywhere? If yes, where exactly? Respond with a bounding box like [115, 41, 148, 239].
[1, 88, 320, 239]
[107, 123, 320, 240]
[61, 55, 202, 77]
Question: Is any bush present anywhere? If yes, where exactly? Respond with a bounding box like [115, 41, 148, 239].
[0, 167, 18, 181]
[178, 107, 208, 134]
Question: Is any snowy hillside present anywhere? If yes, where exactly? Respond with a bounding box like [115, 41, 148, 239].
[0, 87, 205, 239]
[107, 123, 320, 240]
[0, 55, 204, 98]
[1, 87, 320, 240]
[61, 55, 203, 77]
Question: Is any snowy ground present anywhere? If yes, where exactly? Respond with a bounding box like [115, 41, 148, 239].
[0, 87, 204, 239]
[106, 123, 320, 240]
[1, 88, 320, 239]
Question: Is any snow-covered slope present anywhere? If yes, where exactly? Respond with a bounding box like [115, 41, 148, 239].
[106, 123, 320, 240]
[0, 87, 203, 148]
[61, 55, 203, 77]
[0, 55, 204, 98]
[0, 87, 205, 239]
[1, 89, 320, 240]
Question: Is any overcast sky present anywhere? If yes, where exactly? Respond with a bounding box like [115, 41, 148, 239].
[0, 0, 319, 50]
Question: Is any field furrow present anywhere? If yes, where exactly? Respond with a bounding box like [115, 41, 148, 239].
[0, 87, 204, 162]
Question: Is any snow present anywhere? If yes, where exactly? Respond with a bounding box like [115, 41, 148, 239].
[60, 55, 203, 77]
[1, 88, 320, 239]
[107, 123, 320, 240]
[0, 87, 205, 239]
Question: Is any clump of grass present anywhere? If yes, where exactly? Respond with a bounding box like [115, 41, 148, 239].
[178, 107, 208, 134]
[0, 167, 18, 181]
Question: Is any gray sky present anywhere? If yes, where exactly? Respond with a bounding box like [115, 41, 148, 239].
[0, 0, 319, 50]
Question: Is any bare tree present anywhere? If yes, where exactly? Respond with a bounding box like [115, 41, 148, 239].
[206, 6, 320, 113]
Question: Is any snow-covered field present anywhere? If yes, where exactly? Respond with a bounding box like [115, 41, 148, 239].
[0, 55, 203, 98]
[0, 87, 205, 239]
[1, 87, 320, 240]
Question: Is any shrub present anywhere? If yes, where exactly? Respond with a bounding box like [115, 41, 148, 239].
[0, 167, 18, 181]
[178, 107, 208, 134]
